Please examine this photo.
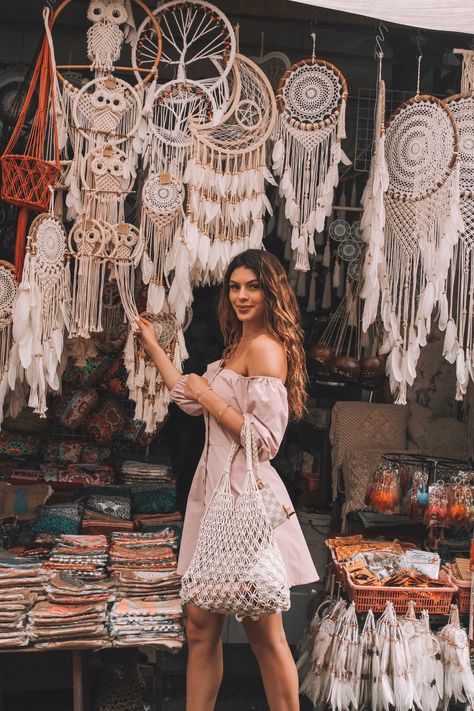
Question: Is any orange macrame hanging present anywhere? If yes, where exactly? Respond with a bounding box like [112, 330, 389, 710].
[0, 8, 60, 280]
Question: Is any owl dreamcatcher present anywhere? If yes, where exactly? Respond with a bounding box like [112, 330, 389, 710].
[78, 143, 135, 224]
[124, 311, 188, 432]
[376, 95, 462, 404]
[139, 174, 185, 317]
[9, 213, 71, 417]
[106, 222, 143, 327]
[184, 54, 277, 285]
[87, 0, 130, 73]
[0, 263, 17, 427]
[443, 80, 474, 398]
[272, 36, 350, 271]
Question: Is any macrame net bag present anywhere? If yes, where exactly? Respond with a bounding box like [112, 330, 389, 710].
[0, 9, 62, 280]
[380, 95, 462, 404]
[184, 54, 277, 285]
[272, 50, 350, 271]
[10, 212, 71, 417]
[0, 263, 17, 427]
[106, 222, 143, 327]
[139, 174, 185, 317]
[443, 88, 474, 399]
[124, 311, 188, 432]
[181, 418, 290, 620]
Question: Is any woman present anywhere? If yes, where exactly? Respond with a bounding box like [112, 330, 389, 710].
[136, 249, 318, 711]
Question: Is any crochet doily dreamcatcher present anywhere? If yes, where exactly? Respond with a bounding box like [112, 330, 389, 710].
[0, 263, 17, 427]
[133, 0, 235, 113]
[184, 53, 276, 286]
[272, 42, 350, 271]
[139, 174, 185, 316]
[443, 86, 474, 398]
[124, 311, 188, 432]
[378, 95, 461, 404]
[10, 213, 71, 417]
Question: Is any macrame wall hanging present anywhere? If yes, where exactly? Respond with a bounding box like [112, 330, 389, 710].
[272, 34, 350, 272]
[9, 211, 71, 417]
[124, 311, 187, 432]
[79, 143, 135, 224]
[184, 53, 277, 285]
[106, 222, 143, 327]
[86, 0, 130, 73]
[0, 9, 62, 280]
[442, 54, 474, 398]
[376, 94, 461, 404]
[0, 263, 17, 427]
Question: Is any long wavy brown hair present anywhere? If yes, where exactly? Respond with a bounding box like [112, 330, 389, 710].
[217, 249, 307, 420]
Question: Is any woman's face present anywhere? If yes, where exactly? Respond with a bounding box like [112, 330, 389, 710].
[228, 267, 265, 323]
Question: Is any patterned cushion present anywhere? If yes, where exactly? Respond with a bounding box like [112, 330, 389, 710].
[0, 482, 52, 520]
[33, 503, 83, 535]
[85, 493, 131, 520]
[330, 402, 408, 501]
[131, 487, 177, 515]
[86, 400, 127, 444]
[60, 389, 99, 430]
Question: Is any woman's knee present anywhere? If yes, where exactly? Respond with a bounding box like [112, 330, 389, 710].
[243, 618, 288, 658]
[185, 606, 224, 647]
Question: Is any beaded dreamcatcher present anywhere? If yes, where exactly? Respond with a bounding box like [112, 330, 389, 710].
[124, 311, 188, 432]
[139, 174, 184, 316]
[9, 213, 70, 417]
[184, 53, 277, 285]
[272, 38, 350, 271]
[0, 263, 17, 427]
[378, 95, 462, 404]
[443, 78, 474, 398]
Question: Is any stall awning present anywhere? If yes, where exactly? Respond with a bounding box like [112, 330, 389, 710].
[288, 0, 474, 34]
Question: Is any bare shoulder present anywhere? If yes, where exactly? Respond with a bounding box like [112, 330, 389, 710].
[247, 335, 287, 380]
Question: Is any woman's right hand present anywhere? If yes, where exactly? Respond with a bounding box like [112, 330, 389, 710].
[135, 317, 158, 355]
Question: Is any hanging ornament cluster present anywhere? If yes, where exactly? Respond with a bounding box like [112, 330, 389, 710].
[272, 35, 350, 272]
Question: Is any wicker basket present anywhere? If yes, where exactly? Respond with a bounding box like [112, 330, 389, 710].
[448, 565, 471, 614]
[342, 567, 456, 614]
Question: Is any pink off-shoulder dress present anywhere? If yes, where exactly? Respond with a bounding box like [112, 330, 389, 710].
[169, 359, 319, 588]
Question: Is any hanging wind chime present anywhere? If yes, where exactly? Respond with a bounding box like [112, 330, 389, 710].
[272, 33, 350, 271]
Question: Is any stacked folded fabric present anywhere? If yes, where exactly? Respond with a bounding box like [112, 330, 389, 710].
[28, 600, 109, 650]
[133, 512, 183, 542]
[45, 571, 114, 605]
[81, 488, 134, 536]
[0, 589, 37, 647]
[43, 535, 109, 580]
[120, 461, 174, 486]
[109, 531, 178, 573]
[108, 598, 184, 649]
[0, 551, 50, 599]
[81, 509, 134, 536]
[113, 568, 181, 601]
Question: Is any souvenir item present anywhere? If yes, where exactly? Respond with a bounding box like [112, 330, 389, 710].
[86, 0, 129, 72]
[369, 466, 401, 515]
[0, 262, 17, 427]
[85, 398, 127, 443]
[106, 222, 143, 327]
[438, 605, 474, 708]
[60, 388, 99, 429]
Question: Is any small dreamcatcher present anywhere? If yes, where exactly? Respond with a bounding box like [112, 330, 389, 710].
[139, 173, 184, 316]
[0, 262, 17, 426]
[124, 311, 188, 432]
[272, 34, 350, 271]
[86, 0, 130, 73]
[106, 222, 143, 327]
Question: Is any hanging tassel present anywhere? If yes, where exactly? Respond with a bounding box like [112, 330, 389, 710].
[322, 271, 332, 310]
[307, 272, 317, 313]
[322, 240, 331, 268]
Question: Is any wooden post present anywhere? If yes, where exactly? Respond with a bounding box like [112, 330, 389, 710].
[72, 650, 84, 711]
[155, 650, 163, 710]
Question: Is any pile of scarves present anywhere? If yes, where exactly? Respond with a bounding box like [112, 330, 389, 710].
[28, 599, 109, 650]
[108, 531, 178, 573]
[43, 535, 109, 580]
[120, 461, 173, 486]
[109, 598, 184, 649]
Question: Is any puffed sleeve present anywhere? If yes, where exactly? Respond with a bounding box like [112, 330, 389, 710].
[238, 377, 289, 462]
[168, 375, 203, 416]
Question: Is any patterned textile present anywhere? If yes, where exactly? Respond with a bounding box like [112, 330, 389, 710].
[60, 389, 100, 430]
[0, 433, 41, 458]
[0, 482, 52, 521]
[131, 487, 176, 515]
[86, 399, 127, 444]
[329, 402, 408, 501]
[341, 448, 384, 532]
[85, 492, 131, 520]
[33, 504, 83, 536]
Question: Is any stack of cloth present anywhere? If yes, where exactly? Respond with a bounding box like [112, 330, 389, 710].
[0, 589, 37, 647]
[45, 571, 114, 606]
[0, 550, 50, 598]
[108, 598, 184, 649]
[28, 599, 109, 649]
[109, 531, 178, 573]
[81, 487, 134, 536]
[43, 535, 109, 580]
[120, 461, 174, 486]
[133, 512, 183, 543]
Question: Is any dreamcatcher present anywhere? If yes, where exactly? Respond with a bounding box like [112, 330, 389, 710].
[124, 311, 188, 432]
[376, 94, 462, 404]
[86, 0, 131, 73]
[272, 35, 350, 271]
[184, 53, 277, 285]
[0, 9, 63, 280]
[139, 173, 184, 316]
[0, 263, 17, 427]
[133, 0, 235, 115]
[9, 211, 70, 417]
[106, 222, 143, 327]
[442, 81, 474, 398]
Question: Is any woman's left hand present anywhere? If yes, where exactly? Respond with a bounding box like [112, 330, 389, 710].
[184, 374, 210, 402]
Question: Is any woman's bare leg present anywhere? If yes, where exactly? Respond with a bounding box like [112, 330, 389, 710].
[242, 613, 299, 711]
[185, 604, 226, 711]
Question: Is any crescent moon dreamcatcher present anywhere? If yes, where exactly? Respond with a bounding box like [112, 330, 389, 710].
[183, 53, 277, 286]
[272, 38, 350, 272]
[124, 311, 188, 432]
[443, 86, 474, 398]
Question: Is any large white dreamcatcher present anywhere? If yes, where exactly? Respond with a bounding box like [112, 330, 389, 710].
[124, 311, 188, 432]
[9, 213, 71, 417]
[0, 263, 17, 427]
[133, 0, 235, 115]
[442, 83, 474, 398]
[183, 53, 277, 286]
[375, 95, 462, 404]
[272, 39, 350, 271]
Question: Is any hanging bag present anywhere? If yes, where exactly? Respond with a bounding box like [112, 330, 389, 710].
[180, 417, 290, 620]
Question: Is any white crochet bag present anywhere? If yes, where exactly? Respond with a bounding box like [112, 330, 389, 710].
[180, 418, 290, 620]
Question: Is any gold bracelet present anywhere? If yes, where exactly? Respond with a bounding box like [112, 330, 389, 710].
[216, 404, 230, 424]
